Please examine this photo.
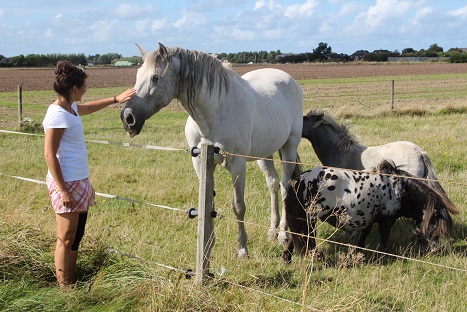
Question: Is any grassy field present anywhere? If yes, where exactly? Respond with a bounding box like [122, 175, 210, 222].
[0, 71, 466, 311]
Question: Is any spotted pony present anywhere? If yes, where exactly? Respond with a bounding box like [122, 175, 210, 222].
[282, 160, 458, 262]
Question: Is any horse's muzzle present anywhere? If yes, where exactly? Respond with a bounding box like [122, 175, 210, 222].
[121, 108, 141, 137]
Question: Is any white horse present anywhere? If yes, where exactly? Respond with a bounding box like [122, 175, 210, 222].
[121, 43, 303, 257]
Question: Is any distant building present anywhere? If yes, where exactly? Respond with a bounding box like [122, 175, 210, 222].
[350, 50, 369, 60]
[114, 61, 134, 67]
[372, 49, 390, 54]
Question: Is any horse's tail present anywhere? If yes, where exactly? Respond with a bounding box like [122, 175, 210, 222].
[418, 181, 459, 244]
[284, 178, 309, 255]
[419, 150, 459, 216]
[420, 150, 448, 196]
[293, 153, 304, 179]
[278, 150, 303, 179]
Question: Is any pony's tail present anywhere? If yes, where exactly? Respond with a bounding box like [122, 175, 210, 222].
[284, 178, 309, 255]
[420, 188, 459, 244]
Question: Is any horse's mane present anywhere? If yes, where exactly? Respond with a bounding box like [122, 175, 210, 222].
[374, 159, 459, 242]
[307, 110, 363, 151]
[168, 47, 231, 113]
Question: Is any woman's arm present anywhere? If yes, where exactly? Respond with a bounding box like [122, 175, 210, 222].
[44, 128, 74, 208]
[77, 87, 136, 116]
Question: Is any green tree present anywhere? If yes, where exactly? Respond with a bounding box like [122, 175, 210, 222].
[449, 51, 467, 63]
[428, 43, 443, 53]
[402, 48, 416, 54]
[311, 42, 332, 62]
[10, 54, 25, 67]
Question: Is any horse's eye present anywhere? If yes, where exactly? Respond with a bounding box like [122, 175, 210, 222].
[151, 74, 159, 82]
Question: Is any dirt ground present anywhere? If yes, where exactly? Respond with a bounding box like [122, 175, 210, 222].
[1, 63, 467, 92]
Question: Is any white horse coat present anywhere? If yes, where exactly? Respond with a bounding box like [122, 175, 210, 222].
[121, 43, 303, 257]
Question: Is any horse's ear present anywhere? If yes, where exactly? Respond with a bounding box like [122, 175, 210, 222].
[316, 113, 324, 120]
[157, 42, 169, 61]
[136, 44, 149, 60]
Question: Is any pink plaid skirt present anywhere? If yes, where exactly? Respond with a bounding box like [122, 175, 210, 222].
[46, 173, 95, 214]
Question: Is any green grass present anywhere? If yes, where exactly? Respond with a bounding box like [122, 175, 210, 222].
[1, 72, 466, 311]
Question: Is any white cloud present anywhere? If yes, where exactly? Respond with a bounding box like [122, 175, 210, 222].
[134, 18, 150, 33]
[89, 19, 121, 43]
[338, 2, 364, 17]
[448, 5, 467, 20]
[411, 7, 434, 25]
[254, 0, 280, 11]
[54, 13, 63, 21]
[356, 0, 413, 29]
[173, 11, 207, 29]
[151, 19, 167, 32]
[114, 4, 156, 19]
[284, 0, 320, 19]
[44, 29, 54, 39]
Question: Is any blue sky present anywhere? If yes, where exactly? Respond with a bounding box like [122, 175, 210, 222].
[1, 0, 466, 57]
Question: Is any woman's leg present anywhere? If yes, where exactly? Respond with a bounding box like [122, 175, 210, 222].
[55, 212, 79, 287]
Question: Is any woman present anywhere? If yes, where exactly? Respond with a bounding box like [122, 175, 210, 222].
[43, 60, 136, 287]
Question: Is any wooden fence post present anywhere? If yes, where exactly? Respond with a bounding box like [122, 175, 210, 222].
[18, 85, 22, 128]
[195, 144, 215, 285]
[391, 80, 394, 110]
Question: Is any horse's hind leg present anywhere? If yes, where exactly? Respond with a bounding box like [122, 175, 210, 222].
[278, 144, 301, 244]
[257, 157, 281, 242]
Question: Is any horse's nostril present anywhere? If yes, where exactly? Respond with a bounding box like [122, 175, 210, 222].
[125, 113, 135, 126]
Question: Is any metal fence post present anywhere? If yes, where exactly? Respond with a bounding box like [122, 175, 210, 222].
[195, 144, 215, 285]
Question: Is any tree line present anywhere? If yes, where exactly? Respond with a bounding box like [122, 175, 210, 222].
[1, 42, 466, 67]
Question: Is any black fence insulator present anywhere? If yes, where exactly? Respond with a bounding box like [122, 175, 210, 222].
[190, 146, 200, 157]
[187, 207, 198, 218]
[190, 146, 221, 157]
[185, 269, 194, 279]
[187, 208, 218, 219]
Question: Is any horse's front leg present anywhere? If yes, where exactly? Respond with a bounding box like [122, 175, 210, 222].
[378, 217, 397, 251]
[257, 157, 281, 242]
[230, 156, 249, 258]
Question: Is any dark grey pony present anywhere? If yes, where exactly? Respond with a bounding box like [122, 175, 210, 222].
[302, 110, 447, 195]
[282, 160, 459, 262]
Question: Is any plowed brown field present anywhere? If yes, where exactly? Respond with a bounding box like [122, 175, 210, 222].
[1, 63, 467, 92]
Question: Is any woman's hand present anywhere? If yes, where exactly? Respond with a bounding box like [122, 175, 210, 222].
[60, 189, 75, 208]
[115, 88, 137, 103]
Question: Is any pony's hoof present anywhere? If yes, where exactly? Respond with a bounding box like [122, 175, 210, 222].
[277, 231, 288, 245]
[281, 251, 292, 263]
[237, 248, 249, 259]
[267, 229, 278, 242]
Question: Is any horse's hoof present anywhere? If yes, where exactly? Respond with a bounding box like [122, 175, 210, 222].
[237, 248, 249, 259]
[277, 232, 288, 245]
[267, 229, 278, 242]
[281, 252, 292, 264]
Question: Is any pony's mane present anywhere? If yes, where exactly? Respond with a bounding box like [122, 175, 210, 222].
[374, 159, 459, 242]
[307, 110, 362, 151]
[168, 47, 231, 113]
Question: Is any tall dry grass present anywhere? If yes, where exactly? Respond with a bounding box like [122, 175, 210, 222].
[0, 69, 466, 311]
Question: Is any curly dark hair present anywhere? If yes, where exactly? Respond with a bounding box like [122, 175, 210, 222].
[53, 60, 88, 102]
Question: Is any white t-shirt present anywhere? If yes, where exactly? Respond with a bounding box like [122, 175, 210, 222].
[43, 102, 89, 181]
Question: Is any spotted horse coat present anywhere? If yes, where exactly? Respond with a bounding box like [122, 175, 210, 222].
[281, 160, 458, 262]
